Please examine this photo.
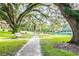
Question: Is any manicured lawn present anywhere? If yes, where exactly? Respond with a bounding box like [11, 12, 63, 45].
[0, 31, 33, 39]
[0, 31, 33, 56]
[40, 33, 77, 56]
[0, 40, 27, 56]
[0, 31, 15, 39]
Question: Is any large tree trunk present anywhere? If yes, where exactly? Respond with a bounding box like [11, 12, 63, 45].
[65, 15, 79, 43]
[55, 4, 79, 44]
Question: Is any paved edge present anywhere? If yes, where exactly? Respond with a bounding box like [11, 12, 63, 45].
[15, 40, 30, 56]
[15, 35, 42, 56]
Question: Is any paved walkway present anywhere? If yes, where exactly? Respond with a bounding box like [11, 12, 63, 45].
[15, 35, 42, 56]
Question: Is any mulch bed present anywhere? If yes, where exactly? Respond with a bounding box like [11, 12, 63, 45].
[54, 43, 79, 55]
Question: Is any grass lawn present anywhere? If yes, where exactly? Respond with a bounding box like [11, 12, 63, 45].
[0, 31, 15, 39]
[0, 40, 27, 56]
[0, 31, 33, 56]
[0, 31, 33, 39]
[39, 33, 77, 56]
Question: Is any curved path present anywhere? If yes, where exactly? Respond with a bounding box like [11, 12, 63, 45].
[16, 35, 42, 56]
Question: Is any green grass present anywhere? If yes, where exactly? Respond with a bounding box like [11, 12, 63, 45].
[40, 34, 77, 56]
[0, 31, 15, 39]
[0, 31, 33, 39]
[0, 40, 27, 56]
[39, 34, 72, 43]
[0, 31, 33, 56]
